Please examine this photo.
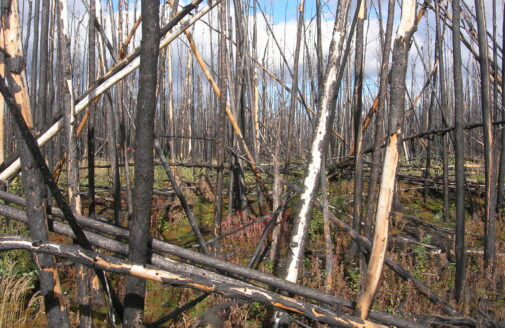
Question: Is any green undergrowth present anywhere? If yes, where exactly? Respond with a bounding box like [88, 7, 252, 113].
[3, 160, 505, 326]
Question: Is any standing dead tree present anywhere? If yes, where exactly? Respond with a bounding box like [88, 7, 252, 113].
[0, 2, 216, 181]
[451, 0, 467, 302]
[355, 0, 418, 319]
[273, 0, 354, 325]
[123, 0, 160, 326]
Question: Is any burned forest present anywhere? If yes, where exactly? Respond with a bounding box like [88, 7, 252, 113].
[1, 0, 505, 327]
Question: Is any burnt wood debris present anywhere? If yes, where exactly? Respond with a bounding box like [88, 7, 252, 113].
[1, 0, 505, 327]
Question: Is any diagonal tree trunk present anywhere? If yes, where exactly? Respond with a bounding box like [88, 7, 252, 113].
[0, 235, 387, 328]
[123, 0, 160, 326]
[0, 1, 215, 181]
[355, 0, 417, 319]
[273, 0, 353, 325]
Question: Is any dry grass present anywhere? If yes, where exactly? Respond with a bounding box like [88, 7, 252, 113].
[0, 264, 45, 328]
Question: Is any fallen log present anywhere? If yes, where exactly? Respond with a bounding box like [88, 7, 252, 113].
[0, 193, 426, 328]
[0, 235, 385, 328]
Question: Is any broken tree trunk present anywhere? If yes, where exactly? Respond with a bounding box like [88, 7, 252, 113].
[1, 2, 70, 325]
[0, 193, 429, 328]
[355, 0, 417, 319]
[273, 0, 353, 325]
[1, 0, 33, 127]
[365, 0, 395, 238]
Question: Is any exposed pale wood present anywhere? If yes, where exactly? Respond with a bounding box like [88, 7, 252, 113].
[0, 235, 386, 328]
[1, 0, 33, 127]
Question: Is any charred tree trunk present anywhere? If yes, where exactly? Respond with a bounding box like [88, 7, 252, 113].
[285, 0, 304, 166]
[350, 0, 366, 259]
[123, 1, 160, 326]
[37, 0, 50, 140]
[365, 0, 395, 240]
[57, 1, 90, 326]
[2, 0, 33, 126]
[1, 2, 70, 325]
[87, 0, 97, 221]
[212, 0, 228, 251]
[451, 0, 466, 302]
[435, 1, 450, 221]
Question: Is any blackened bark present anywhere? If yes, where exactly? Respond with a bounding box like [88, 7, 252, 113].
[285, 0, 304, 167]
[365, 0, 395, 240]
[212, 0, 228, 249]
[37, 0, 50, 134]
[0, 236, 386, 328]
[154, 139, 209, 254]
[435, 1, 450, 221]
[2, 3, 69, 325]
[356, 0, 417, 318]
[57, 1, 90, 325]
[29, 0, 40, 118]
[452, 0, 466, 301]
[273, 0, 353, 325]
[423, 78, 436, 202]
[123, 0, 160, 326]
[351, 0, 366, 258]
[14, 131, 71, 328]
[0, 191, 461, 327]
[87, 0, 96, 221]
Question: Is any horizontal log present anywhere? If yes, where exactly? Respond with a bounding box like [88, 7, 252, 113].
[0, 235, 384, 328]
[0, 192, 426, 328]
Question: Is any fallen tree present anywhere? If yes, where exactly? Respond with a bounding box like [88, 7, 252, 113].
[0, 191, 427, 328]
[0, 235, 385, 328]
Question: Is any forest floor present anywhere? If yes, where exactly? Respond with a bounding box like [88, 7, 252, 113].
[1, 161, 505, 327]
